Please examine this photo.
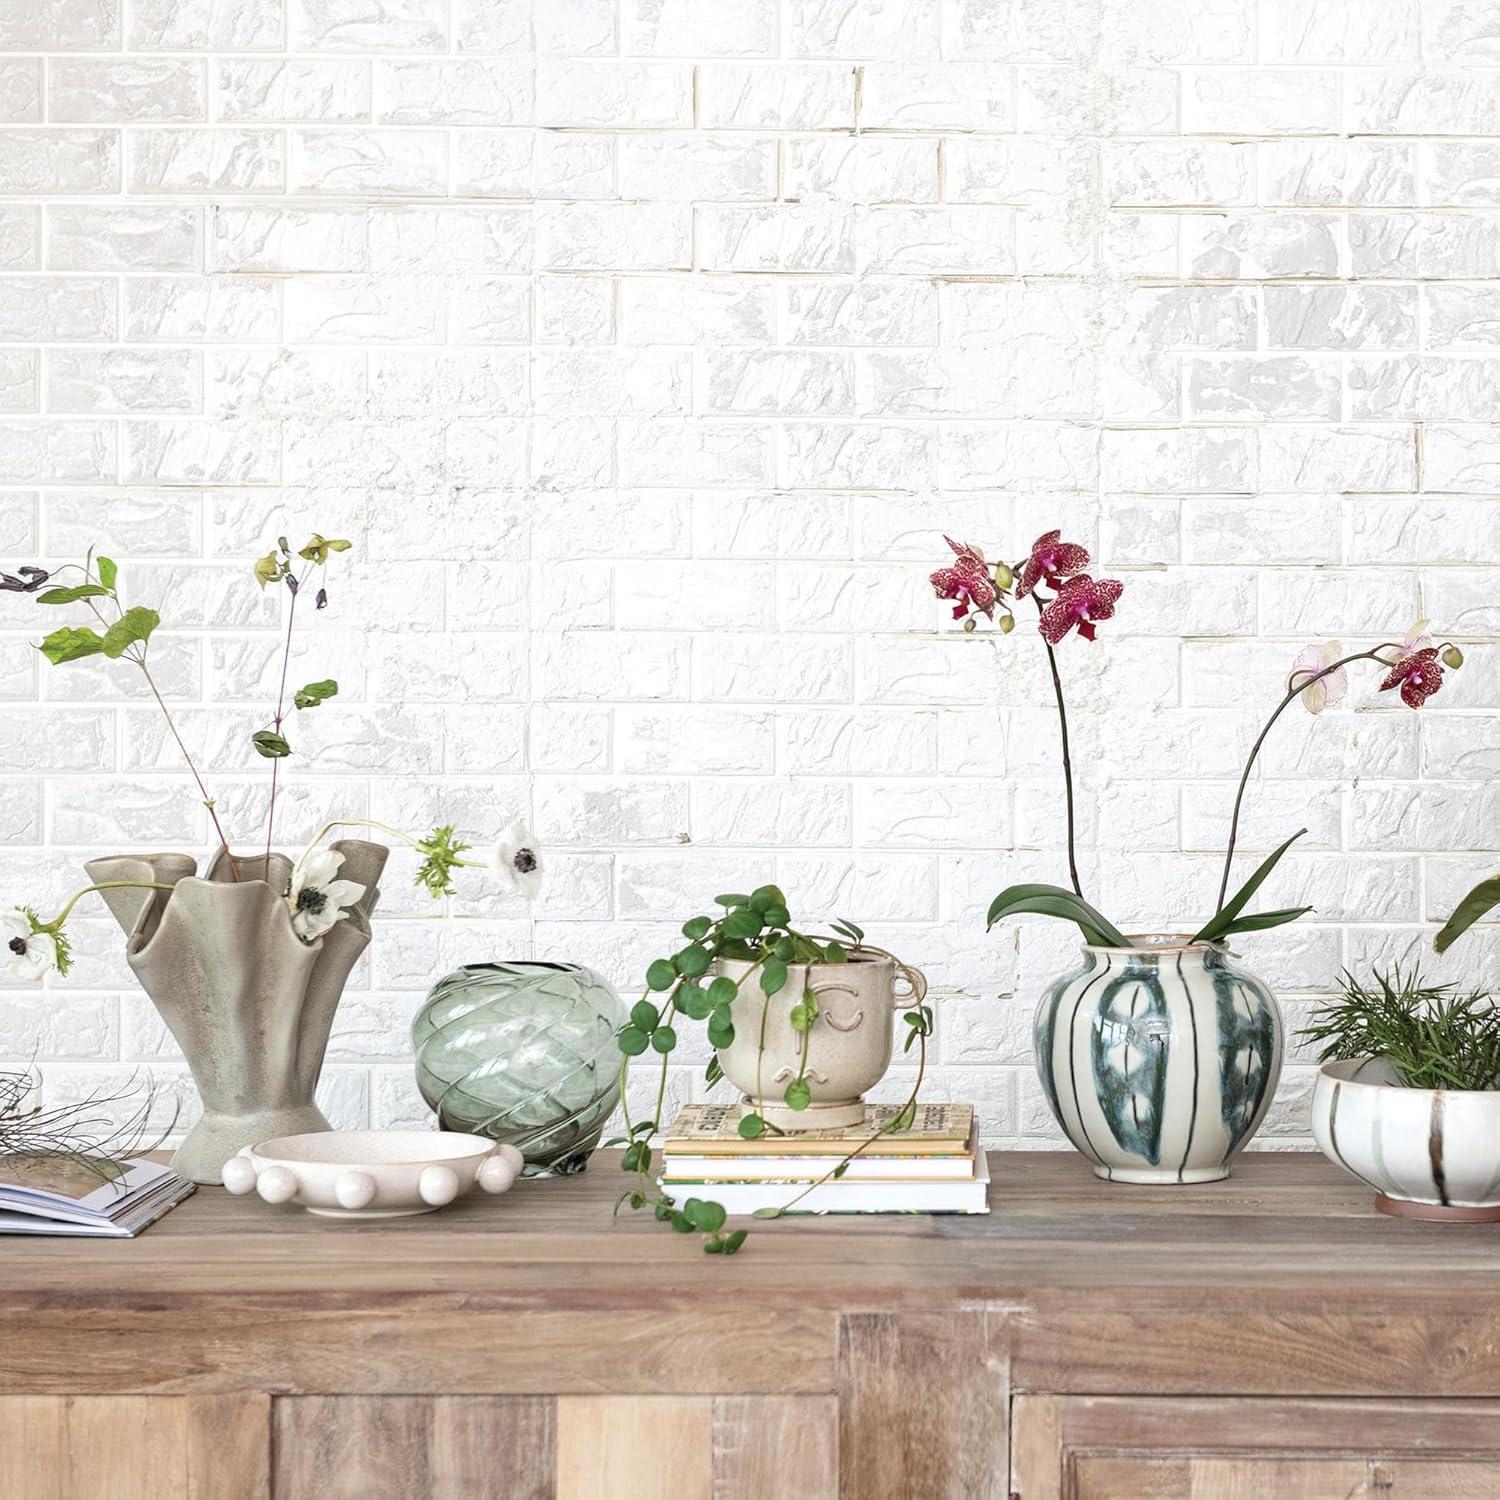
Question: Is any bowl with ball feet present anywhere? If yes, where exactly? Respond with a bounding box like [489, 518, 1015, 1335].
[221, 1130, 523, 1218]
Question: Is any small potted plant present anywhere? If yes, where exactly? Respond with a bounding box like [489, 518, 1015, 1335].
[4, 539, 541, 1181]
[609, 887, 930, 1253]
[1307, 967, 1500, 1220]
[930, 532, 1466, 1184]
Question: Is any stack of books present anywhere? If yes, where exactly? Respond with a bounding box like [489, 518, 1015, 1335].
[659, 1102, 989, 1216]
[0, 1155, 195, 1237]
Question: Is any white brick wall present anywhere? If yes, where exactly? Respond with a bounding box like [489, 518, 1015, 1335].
[2, 0, 1497, 1153]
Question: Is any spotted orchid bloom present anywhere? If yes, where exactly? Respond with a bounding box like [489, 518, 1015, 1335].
[1290, 642, 1348, 716]
[929, 536, 999, 622]
[1380, 645, 1446, 709]
[1039, 574, 1125, 645]
[1016, 530, 1090, 599]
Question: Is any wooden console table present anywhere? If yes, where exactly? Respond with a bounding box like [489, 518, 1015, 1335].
[5, 1152, 1500, 1498]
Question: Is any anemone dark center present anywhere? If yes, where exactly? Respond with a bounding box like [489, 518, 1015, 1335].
[8, 936, 26, 955]
[513, 848, 537, 874]
[296, 888, 328, 915]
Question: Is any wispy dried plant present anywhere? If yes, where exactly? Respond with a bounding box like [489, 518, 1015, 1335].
[0, 1065, 177, 1182]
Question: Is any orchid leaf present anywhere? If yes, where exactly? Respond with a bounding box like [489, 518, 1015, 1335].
[1434, 875, 1500, 955]
[1194, 828, 1306, 944]
[1207, 906, 1313, 938]
[986, 883, 1132, 948]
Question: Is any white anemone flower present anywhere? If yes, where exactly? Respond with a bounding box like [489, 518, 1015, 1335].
[492, 819, 543, 900]
[286, 849, 366, 943]
[0, 907, 57, 984]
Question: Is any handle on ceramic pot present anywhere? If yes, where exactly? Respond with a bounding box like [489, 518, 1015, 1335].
[855, 945, 929, 1009]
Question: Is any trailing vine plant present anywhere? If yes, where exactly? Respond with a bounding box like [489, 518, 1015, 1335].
[609, 885, 933, 1254]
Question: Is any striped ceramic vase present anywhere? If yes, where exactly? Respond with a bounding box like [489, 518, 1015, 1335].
[1033, 936, 1283, 1184]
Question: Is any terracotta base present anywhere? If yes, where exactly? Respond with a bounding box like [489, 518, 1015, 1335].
[1376, 1192, 1500, 1223]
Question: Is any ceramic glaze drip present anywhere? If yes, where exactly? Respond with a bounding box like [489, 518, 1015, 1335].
[1034, 943, 1283, 1185]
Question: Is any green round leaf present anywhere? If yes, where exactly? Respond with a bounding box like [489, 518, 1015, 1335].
[788, 1003, 811, 1033]
[645, 959, 677, 992]
[631, 999, 660, 1031]
[617, 1025, 650, 1056]
[674, 942, 711, 978]
[748, 884, 785, 912]
[823, 939, 847, 964]
[718, 1228, 749, 1254]
[760, 957, 788, 996]
[678, 984, 712, 1021]
[669, 1210, 694, 1233]
[682, 915, 712, 940]
[651, 1025, 677, 1054]
[706, 976, 738, 1006]
[783, 1078, 811, 1111]
[684, 1198, 726, 1233]
[721, 909, 762, 941]
[773, 935, 794, 960]
[762, 905, 789, 929]
[713, 892, 750, 907]
[707, 1015, 735, 1049]
[737, 1113, 765, 1140]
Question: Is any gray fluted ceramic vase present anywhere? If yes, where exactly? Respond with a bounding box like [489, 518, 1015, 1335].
[1033, 935, 1282, 1184]
[86, 841, 387, 1183]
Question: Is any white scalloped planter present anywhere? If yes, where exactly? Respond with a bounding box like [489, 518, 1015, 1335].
[222, 1130, 523, 1219]
[1311, 1059, 1500, 1222]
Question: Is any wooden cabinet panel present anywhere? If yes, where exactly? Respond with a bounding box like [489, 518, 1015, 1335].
[1013, 1395, 1500, 1499]
[711, 1394, 837, 1500]
[0, 1395, 267, 1500]
[273, 1396, 553, 1500]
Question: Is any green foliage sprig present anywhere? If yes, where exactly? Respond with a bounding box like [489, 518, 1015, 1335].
[609, 887, 932, 1254]
[1301, 967, 1500, 1091]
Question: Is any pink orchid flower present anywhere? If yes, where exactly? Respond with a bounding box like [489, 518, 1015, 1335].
[930, 536, 998, 621]
[1039, 574, 1124, 644]
[1016, 530, 1091, 599]
[1378, 619, 1446, 709]
[1290, 642, 1348, 716]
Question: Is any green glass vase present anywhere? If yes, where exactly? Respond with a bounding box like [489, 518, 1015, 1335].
[412, 961, 623, 1177]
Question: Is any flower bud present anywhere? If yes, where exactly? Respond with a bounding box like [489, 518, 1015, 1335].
[963, 615, 977, 633]
[1443, 644, 1464, 669]
[992, 562, 1014, 591]
[999, 613, 1015, 634]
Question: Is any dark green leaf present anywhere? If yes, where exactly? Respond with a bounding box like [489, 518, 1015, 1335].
[617, 1025, 649, 1056]
[682, 915, 711, 941]
[1208, 905, 1313, 938]
[748, 884, 785, 912]
[761, 904, 789, 928]
[707, 1011, 735, 1049]
[832, 918, 865, 945]
[678, 984, 713, 1021]
[705, 1055, 724, 1087]
[630, 999, 660, 1031]
[36, 584, 110, 605]
[823, 939, 847, 964]
[717, 1228, 748, 1254]
[833, 1161, 849, 1179]
[683, 1197, 726, 1232]
[783, 1077, 811, 1111]
[293, 678, 338, 710]
[760, 956, 787, 996]
[250, 729, 291, 759]
[651, 1025, 677, 1054]
[1193, 828, 1307, 944]
[986, 884, 1132, 947]
[706, 975, 737, 1006]
[101, 605, 158, 659]
[38, 625, 105, 664]
[645, 959, 677, 992]
[773, 934, 794, 960]
[721, 909, 762, 941]
[1435, 875, 1500, 955]
[714, 892, 750, 907]
[675, 942, 711, 978]
[737, 1113, 765, 1140]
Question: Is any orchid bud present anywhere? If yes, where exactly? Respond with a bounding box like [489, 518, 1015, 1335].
[999, 613, 1015, 634]
[993, 562, 1014, 591]
[962, 615, 977, 633]
[1442, 644, 1464, 669]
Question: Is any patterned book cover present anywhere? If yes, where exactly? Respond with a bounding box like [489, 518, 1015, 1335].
[664, 1102, 974, 1155]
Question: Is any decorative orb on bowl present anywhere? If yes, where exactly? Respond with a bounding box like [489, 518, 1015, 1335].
[412, 961, 624, 1177]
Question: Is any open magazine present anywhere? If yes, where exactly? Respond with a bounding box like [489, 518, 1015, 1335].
[0, 1154, 194, 1236]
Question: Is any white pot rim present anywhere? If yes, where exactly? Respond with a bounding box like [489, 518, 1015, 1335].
[1318, 1056, 1500, 1097]
[1081, 932, 1223, 955]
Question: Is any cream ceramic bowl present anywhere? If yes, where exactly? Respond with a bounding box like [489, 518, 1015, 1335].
[1310, 1059, 1500, 1222]
[222, 1130, 523, 1219]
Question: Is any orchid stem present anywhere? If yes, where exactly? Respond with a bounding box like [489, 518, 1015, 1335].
[1032, 593, 1084, 900]
[1214, 647, 1394, 913]
[265, 583, 301, 866]
[45, 881, 176, 931]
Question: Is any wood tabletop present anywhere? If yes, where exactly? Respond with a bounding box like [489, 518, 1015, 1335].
[8, 1151, 1500, 1400]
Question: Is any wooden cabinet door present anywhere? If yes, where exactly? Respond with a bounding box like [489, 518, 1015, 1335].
[272, 1393, 836, 1500]
[0, 1395, 268, 1500]
[1013, 1396, 1500, 1499]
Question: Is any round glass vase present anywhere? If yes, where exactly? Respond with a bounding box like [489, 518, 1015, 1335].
[412, 961, 624, 1178]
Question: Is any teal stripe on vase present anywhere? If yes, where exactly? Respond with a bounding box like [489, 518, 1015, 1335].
[1033, 936, 1282, 1185]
